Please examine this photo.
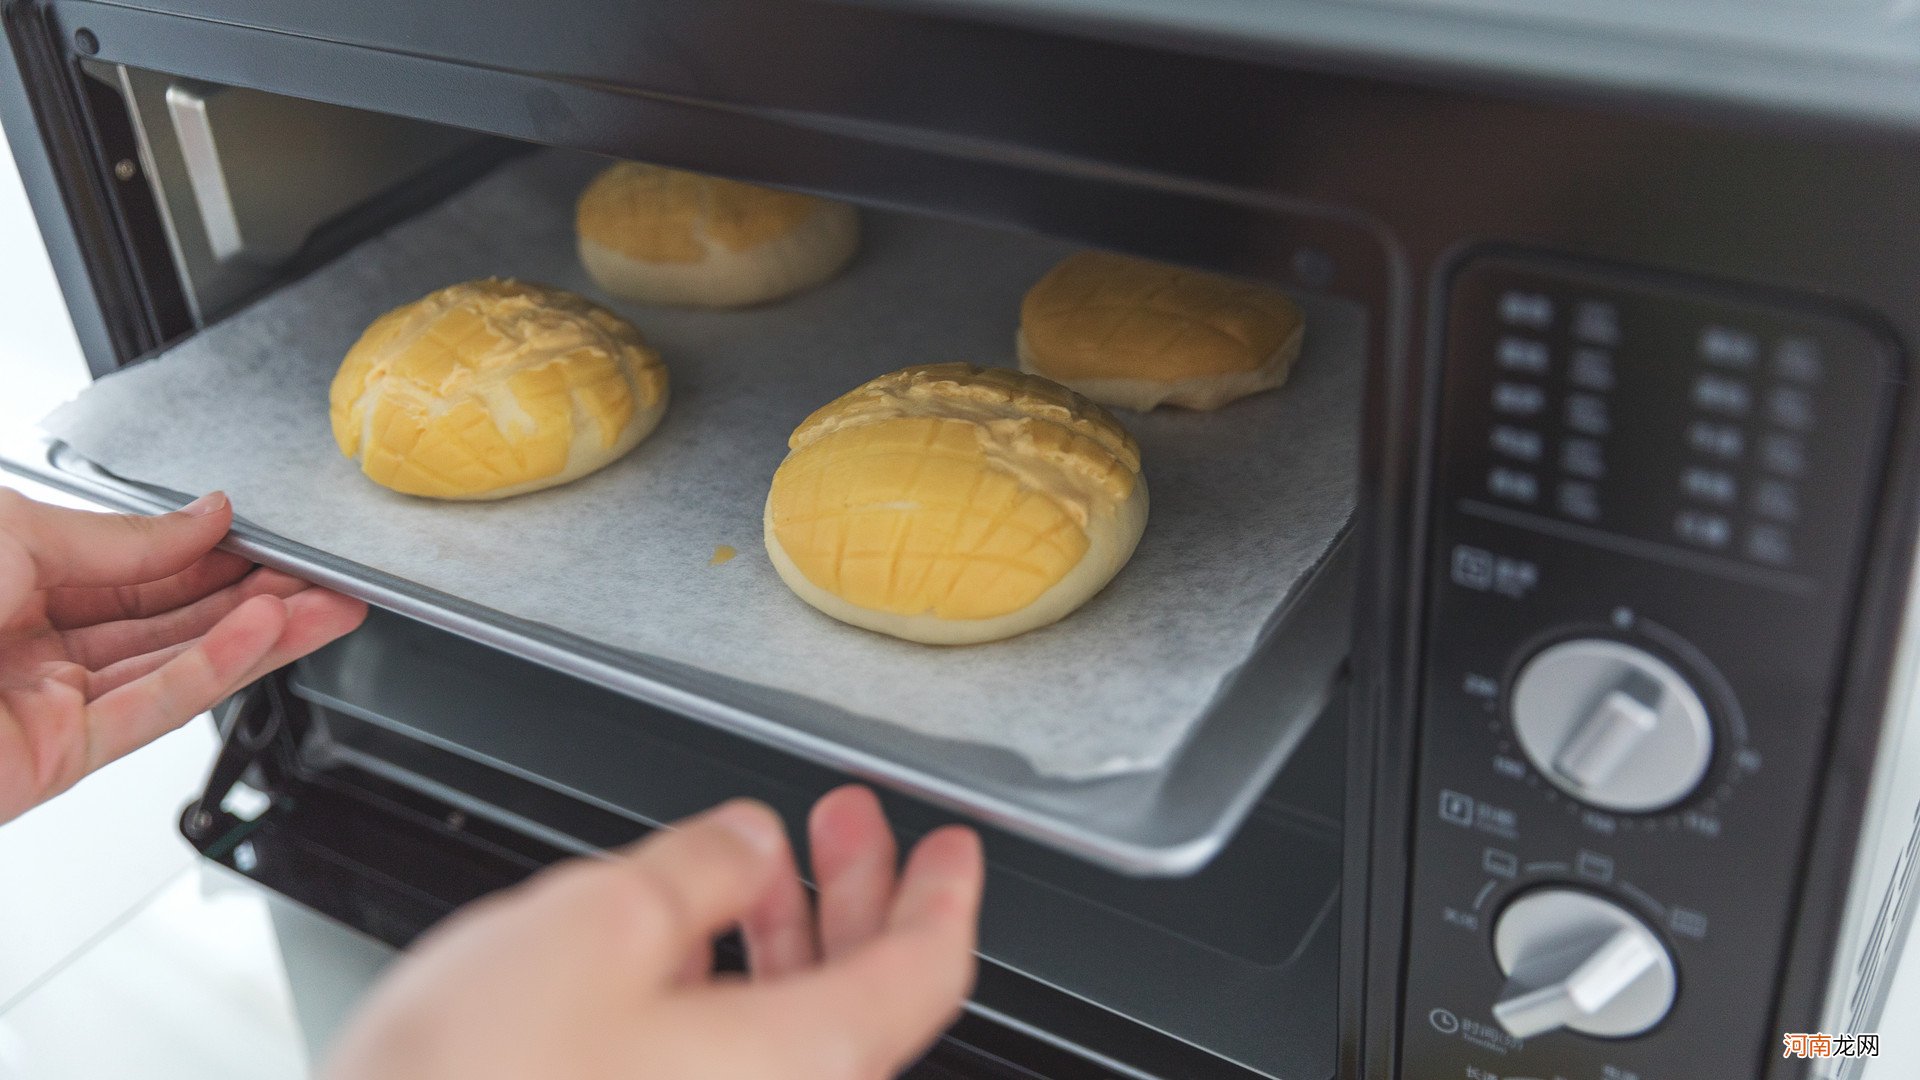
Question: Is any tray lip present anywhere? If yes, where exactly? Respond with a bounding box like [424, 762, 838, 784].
[4, 430, 1346, 875]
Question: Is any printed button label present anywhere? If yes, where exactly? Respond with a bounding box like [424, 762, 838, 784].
[1700, 325, 1759, 368]
[1680, 466, 1737, 505]
[1774, 337, 1823, 383]
[1488, 468, 1539, 503]
[1474, 802, 1519, 839]
[1499, 291, 1553, 328]
[1747, 526, 1793, 566]
[1492, 558, 1538, 598]
[1576, 850, 1615, 883]
[1693, 373, 1753, 416]
[1683, 811, 1723, 838]
[1566, 394, 1611, 436]
[1687, 421, 1745, 460]
[1670, 908, 1709, 939]
[1451, 546, 1495, 590]
[1767, 386, 1814, 430]
[1464, 673, 1500, 699]
[1752, 479, 1799, 521]
[1676, 510, 1732, 549]
[1561, 438, 1606, 479]
[1574, 300, 1621, 346]
[1497, 337, 1550, 374]
[1761, 433, 1807, 477]
[1492, 382, 1546, 416]
[1570, 347, 1616, 390]
[1452, 547, 1538, 598]
[1490, 425, 1544, 461]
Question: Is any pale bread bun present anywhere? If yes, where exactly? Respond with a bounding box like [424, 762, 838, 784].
[576, 162, 859, 308]
[764, 364, 1147, 645]
[1018, 251, 1305, 411]
[329, 279, 669, 500]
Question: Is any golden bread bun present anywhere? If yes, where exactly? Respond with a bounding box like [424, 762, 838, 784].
[1018, 251, 1305, 411]
[576, 162, 859, 308]
[764, 364, 1147, 645]
[330, 279, 669, 500]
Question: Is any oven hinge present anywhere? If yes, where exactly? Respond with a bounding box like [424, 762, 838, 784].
[179, 676, 289, 864]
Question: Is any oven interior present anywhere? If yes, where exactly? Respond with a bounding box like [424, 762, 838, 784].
[264, 608, 1347, 1078]
[16, 63, 1382, 1079]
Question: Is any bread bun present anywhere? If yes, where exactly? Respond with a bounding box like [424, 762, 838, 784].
[329, 279, 669, 500]
[576, 162, 859, 308]
[764, 364, 1147, 645]
[1017, 251, 1305, 411]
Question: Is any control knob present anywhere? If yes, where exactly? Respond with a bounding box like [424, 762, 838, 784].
[1509, 639, 1713, 813]
[1492, 888, 1677, 1039]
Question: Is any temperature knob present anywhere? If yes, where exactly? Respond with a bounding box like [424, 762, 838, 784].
[1493, 888, 1677, 1039]
[1509, 639, 1712, 813]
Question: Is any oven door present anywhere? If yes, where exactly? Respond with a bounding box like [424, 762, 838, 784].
[175, 607, 1349, 1080]
[2, 8, 1388, 1067]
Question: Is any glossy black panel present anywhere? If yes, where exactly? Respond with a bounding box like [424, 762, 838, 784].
[1400, 253, 1896, 1078]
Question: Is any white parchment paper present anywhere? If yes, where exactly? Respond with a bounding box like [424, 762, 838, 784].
[42, 151, 1362, 780]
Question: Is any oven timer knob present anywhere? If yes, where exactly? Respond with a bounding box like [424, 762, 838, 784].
[1509, 639, 1713, 813]
[1492, 887, 1677, 1040]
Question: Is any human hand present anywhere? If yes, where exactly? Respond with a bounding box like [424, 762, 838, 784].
[0, 489, 367, 821]
[326, 786, 986, 1080]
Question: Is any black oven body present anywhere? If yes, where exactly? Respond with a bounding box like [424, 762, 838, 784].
[4, 2, 1918, 1078]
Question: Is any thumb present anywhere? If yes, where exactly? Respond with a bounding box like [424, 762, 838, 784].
[0, 491, 232, 609]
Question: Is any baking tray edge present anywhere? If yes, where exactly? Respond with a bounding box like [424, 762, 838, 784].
[3, 430, 1351, 875]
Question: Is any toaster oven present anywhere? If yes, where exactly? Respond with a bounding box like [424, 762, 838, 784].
[4, 1, 1919, 1077]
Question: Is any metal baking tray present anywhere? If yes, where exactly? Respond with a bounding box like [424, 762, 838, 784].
[4, 430, 1350, 874]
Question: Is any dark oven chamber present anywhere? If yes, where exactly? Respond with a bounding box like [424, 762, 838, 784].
[5, 2, 1920, 1079]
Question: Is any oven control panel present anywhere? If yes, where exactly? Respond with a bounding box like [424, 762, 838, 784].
[1398, 254, 1895, 1079]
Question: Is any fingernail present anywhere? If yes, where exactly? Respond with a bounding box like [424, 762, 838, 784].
[181, 492, 227, 517]
[920, 827, 984, 882]
[709, 800, 784, 856]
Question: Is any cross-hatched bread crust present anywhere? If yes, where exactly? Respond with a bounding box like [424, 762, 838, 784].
[1018, 251, 1304, 411]
[765, 363, 1147, 645]
[329, 278, 668, 500]
[576, 162, 859, 308]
